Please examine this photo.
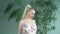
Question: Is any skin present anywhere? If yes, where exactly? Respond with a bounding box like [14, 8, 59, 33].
[18, 9, 36, 34]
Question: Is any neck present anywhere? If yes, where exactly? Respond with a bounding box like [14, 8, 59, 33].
[25, 17, 32, 20]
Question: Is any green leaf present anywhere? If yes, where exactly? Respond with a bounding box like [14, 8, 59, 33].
[4, 2, 14, 13]
[8, 9, 20, 21]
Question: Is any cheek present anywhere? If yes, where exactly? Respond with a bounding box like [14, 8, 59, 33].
[27, 12, 32, 16]
[29, 12, 31, 15]
[27, 12, 31, 17]
[30, 13, 34, 17]
[27, 12, 30, 15]
[27, 12, 35, 17]
[32, 14, 34, 17]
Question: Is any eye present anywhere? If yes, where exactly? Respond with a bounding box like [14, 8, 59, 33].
[32, 13, 35, 15]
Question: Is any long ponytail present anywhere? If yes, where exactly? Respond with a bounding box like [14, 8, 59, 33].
[21, 4, 32, 20]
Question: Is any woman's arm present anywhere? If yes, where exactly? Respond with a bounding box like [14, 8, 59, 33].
[18, 20, 23, 34]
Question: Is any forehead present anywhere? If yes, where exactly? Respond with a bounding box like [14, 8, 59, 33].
[30, 10, 35, 13]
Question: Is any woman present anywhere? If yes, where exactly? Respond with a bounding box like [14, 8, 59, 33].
[18, 4, 37, 34]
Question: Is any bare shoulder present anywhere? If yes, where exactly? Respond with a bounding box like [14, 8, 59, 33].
[19, 20, 25, 25]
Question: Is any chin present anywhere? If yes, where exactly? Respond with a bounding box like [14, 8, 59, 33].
[30, 16, 34, 19]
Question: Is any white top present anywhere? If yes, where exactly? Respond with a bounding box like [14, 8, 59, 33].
[22, 20, 37, 34]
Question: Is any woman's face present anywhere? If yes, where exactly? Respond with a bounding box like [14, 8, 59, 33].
[27, 10, 35, 19]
